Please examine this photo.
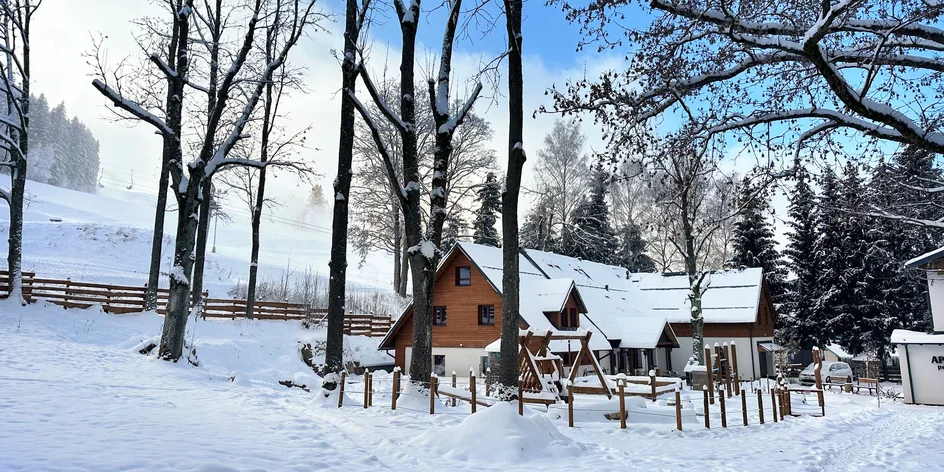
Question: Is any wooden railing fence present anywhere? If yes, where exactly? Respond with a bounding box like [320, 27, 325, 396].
[0, 270, 393, 336]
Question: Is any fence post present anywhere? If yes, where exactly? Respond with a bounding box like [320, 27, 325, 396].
[618, 376, 627, 430]
[338, 371, 346, 409]
[723, 342, 732, 399]
[518, 383, 524, 416]
[702, 386, 710, 429]
[649, 369, 657, 402]
[731, 341, 740, 396]
[392, 368, 400, 411]
[451, 371, 457, 407]
[566, 379, 574, 428]
[704, 346, 715, 405]
[485, 367, 492, 397]
[368, 371, 374, 407]
[741, 391, 748, 426]
[675, 388, 683, 431]
[430, 374, 438, 415]
[719, 386, 727, 428]
[470, 369, 477, 414]
[757, 389, 765, 424]
[770, 387, 778, 423]
[363, 369, 369, 409]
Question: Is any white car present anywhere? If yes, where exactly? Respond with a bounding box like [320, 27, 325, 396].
[798, 361, 854, 385]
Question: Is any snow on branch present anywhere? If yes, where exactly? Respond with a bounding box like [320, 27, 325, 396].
[358, 66, 410, 132]
[91, 79, 174, 137]
[347, 88, 409, 205]
[148, 53, 177, 78]
[439, 82, 483, 134]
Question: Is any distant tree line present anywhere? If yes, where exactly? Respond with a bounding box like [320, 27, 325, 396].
[26, 94, 100, 193]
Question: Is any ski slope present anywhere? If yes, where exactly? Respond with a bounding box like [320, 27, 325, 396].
[0, 179, 392, 297]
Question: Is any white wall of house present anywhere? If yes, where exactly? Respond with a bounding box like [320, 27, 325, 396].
[404, 347, 489, 378]
[671, 336, 775, 381]
[898, 343, 944, 405]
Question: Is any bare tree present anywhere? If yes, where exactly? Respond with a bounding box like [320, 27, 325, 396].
[93, 0, 322, 361]
[551, 0, 944, 164]
[351, 79, 495, 296]
[530, 117, 590, 244]
[498, 0, 525, 396]
[0, 0, 38, 304]
[323, 0, 370, 388]
[349, 0, 483, 385]
[642, 130, 772, 362]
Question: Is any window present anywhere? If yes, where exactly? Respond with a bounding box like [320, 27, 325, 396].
[434, 355, 446, 376]
[433, 306, 447, 326]
[478, 304, 495, 325]
[569, 308, 579, 328]
[560, 311, 570, 329]
[456, 266, 472, 286]
[559, 308, 578, 330]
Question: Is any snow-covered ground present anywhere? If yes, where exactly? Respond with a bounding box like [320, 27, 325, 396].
[0, 179, 392, 297]
[2, 302, 943, 471]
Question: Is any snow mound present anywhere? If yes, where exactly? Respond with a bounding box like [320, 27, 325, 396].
[412, 402, 582, 461]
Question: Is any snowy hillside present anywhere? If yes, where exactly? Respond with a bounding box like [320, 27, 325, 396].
[0, 179, 393, 298]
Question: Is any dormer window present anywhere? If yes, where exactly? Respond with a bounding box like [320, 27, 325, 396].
[560, 308, 579, 330]
[456, 266, 472, 286]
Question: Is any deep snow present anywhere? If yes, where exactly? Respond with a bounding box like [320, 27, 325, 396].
[2, 302, 944, 471]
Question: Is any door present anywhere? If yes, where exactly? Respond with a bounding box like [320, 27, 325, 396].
[434, 355, 446, 377]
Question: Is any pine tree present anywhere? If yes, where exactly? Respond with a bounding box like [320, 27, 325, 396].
[618, 222, 656, 272]
[811, 165, 844, 347]
[561, 164, 620, 264]
[781, 166, 819, 349]
[520, 195, 558, 252]
[472, 172, 501, 247]
[729, 177, 787, 304]
[442, 213, 464, 251]
[832, 162, 871, 353]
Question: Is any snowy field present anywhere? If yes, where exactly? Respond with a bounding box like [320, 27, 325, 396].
[2, 303, 944, 471]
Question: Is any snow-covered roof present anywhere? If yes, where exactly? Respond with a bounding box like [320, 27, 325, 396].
[457, 242, 545, 294]
[826, 343, 853, 359]
[891, 329, 944, 344]
[905, 246, 944, 268]
[630, 269, 764, 324]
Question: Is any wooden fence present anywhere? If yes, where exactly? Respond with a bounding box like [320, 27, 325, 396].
[0, 270, 393, 336]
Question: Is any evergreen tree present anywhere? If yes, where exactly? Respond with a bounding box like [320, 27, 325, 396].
[618, 222, 656, 272]
[442, 213, 464, 251]
[561, 164, 620, 264]
[472, 172, 501, 247]
[832, 162, 872, 353]
[781, 166, 819, 349]
[811, 165, 844, 347]
[729, 177, 787, 304]
[520, 195, 558, 252]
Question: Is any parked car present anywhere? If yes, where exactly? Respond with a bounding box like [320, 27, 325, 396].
[799, 361, 854, 385]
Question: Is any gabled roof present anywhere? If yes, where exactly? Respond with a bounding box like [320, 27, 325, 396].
[905, 246, 944, 268]
[631, 269, 765, 324]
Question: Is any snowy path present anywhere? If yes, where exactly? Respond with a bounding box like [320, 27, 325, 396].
[2, 305, 944, 471]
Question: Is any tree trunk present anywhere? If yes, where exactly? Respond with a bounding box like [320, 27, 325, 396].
[680, 187, 706, 364]
[247, 169, 265, 319]
[160, 178, 202, 361]
[499, 0, 525, 395]
[323, 0, 361, 386]
[393, 209, 401, 293]
[145, 158, 171, 311]
[5, 156, 26, 303]
[398, 231, 409, 297]
[190, 180, 212, 310]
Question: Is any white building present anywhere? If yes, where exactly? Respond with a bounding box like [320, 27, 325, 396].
[893, 248, 944, 405]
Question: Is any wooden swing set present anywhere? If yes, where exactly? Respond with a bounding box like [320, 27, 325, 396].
[517, 329, 612, 403]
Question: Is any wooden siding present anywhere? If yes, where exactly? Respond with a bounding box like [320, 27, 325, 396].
[392, 250, 512, 370]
